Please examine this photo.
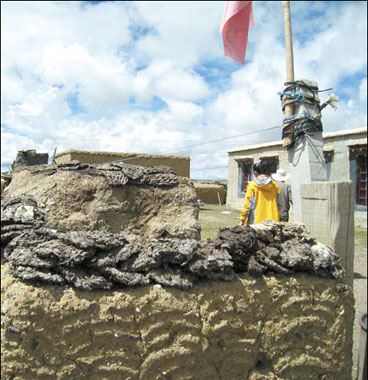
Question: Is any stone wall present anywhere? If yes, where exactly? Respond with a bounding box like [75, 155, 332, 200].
[1, 264, 354, 380]
[54, 150, 190, 178]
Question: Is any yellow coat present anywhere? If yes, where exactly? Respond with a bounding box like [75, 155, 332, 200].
[240, 176, 280, 224]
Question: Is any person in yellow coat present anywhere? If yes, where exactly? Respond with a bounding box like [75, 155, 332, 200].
[240, 162, 281, 226]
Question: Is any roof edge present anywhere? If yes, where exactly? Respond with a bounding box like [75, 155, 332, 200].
[228, 127, 367, 153]
[54, 149, 190, 160]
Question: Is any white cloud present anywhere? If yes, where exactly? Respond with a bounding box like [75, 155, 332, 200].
[41, 43, 132, 111]
[1, 1, 367, 179]
[133, 60, 210, 102]
[359, 77, 367, 103]
[132, 1, 225, 66]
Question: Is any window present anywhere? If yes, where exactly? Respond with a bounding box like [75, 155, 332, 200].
[259, 156, 279, 175]
[237, 159, 253, 196]
[350, 146, 367, 207]
[356, 153, 367, 206]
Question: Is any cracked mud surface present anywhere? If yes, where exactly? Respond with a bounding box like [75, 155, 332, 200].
[1, 264, 354, 380]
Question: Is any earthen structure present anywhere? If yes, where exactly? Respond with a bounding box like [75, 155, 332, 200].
[192, 182, 227, 205]
[54, 150, 190, 178]
[1, 162, 355, 380]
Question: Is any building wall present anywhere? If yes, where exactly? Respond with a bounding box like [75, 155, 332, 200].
[54, 150, 190, 177]
[323, 131, 366, 182]
[227, 143, 286, 209]
[227, 129, 367, 219]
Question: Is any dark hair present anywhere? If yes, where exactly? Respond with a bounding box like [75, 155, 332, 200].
[253, 163, 262, 173]
[253, 162, 270, 175]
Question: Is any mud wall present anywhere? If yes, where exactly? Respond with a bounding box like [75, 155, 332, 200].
[193, 183, 227, 205]
[1, 162, 354, 380]
[1, 264, 353, 380]
[54, 150, 190, 177]
[4, 163, 199, 243]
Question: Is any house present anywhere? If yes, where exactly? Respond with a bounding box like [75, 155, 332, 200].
[226, 127, 367, 226]
[54, 150, 190, 177]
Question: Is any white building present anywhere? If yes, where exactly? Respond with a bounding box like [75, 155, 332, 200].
[227, 128, 367, 226]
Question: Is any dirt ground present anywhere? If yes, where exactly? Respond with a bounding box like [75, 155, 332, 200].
[352, 228, 367, 379]
[199, 205, 367, 380]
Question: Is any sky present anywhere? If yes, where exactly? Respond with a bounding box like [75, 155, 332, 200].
[1, 1, 367, 179]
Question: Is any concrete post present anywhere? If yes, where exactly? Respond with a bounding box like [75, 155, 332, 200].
[301, 181, 355, 287]
[286, 79, 327, 221]
[288, 131, 327, 220]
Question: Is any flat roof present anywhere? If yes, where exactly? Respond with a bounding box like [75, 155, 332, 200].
[228, 127, 367, 153]
[55, 149, 190, 160]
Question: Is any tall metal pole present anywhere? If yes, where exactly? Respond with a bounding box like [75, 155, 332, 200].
[282, 0, 294, 147]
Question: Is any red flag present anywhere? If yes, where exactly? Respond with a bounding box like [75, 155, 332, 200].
[221, 1, 254, 64]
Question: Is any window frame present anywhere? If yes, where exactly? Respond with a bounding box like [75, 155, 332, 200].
[236, 159, 253, 198]
[349, 145, 367, 208]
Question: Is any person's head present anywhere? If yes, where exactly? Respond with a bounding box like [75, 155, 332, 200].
[253, 162, 270, 177]
[271, 168, 290, 182]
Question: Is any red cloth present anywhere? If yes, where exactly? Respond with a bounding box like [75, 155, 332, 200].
[220, 1, 254, 64]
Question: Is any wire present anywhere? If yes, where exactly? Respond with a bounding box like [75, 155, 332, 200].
[119, 125, 281, 163]
[2, 125, 281, 169]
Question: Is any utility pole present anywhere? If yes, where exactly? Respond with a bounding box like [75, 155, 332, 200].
[280, 0, 327, 221]
[280, 2, 354, 289]
[281, 1, 294, 148]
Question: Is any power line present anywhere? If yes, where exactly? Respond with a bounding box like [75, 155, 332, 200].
[121, 125, 280, 162]
[2, 125, 281, 169]
[4, 126, 280, 148]
[160, 126, 280, 152]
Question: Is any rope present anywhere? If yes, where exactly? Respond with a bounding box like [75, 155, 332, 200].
[282, 112, 321, 125]
[281, 96, 321, 112]
[284, 119, 323, 149]
[279, 80, 335, 149]
[320, 94, 339, 111]
[278, 91, 306, 103]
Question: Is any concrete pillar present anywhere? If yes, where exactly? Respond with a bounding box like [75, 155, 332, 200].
[288, 131, 327, 220]
[301, 181, 355, 287]
[285, 79, 327, 221]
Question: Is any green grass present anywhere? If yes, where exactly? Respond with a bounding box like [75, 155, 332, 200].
[355, 228, 367, 238]
[198, 205, 240, 240]
[355, 227, 367, 251]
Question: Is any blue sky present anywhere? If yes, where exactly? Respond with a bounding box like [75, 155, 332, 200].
[1, 1, 367, 178]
